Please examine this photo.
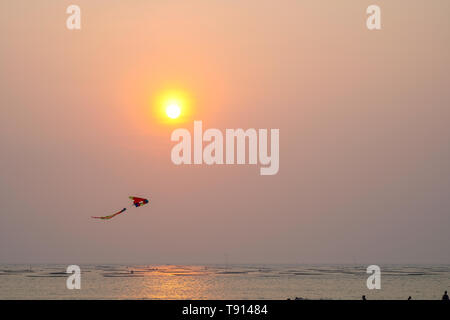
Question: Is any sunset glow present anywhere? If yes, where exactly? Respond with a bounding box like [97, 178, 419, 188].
[3, 0, 450, 303]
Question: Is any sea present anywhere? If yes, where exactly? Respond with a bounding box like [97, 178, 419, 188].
[0, 264, 449, 300]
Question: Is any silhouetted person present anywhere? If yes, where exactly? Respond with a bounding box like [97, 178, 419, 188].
[443, 291, 449, 300]
[408, 296, 412, 300]
[362, 295, 366, 300]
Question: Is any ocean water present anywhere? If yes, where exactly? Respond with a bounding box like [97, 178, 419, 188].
[0, 264, 449, 300]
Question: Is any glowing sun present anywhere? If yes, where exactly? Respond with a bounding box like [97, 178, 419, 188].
[155, 89, 191, 123]
[166, 103, 181, 119]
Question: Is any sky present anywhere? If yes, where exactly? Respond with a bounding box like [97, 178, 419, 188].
[1, 0, 449, 264]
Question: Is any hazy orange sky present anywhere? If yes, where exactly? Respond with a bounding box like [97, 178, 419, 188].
[1, 0, 449, 264]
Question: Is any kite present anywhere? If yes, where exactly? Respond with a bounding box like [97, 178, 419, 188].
[92, 196, 149, 220]
[130, 196, 149, 207]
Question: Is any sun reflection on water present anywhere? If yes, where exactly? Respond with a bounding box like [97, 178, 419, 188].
[120, 265, 215, 299]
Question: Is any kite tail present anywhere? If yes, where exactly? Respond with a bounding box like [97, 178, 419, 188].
[92, 208, 127, 220]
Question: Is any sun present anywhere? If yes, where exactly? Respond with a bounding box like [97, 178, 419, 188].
[153, 89, 191, 123]
[166, 103, 181, 119]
